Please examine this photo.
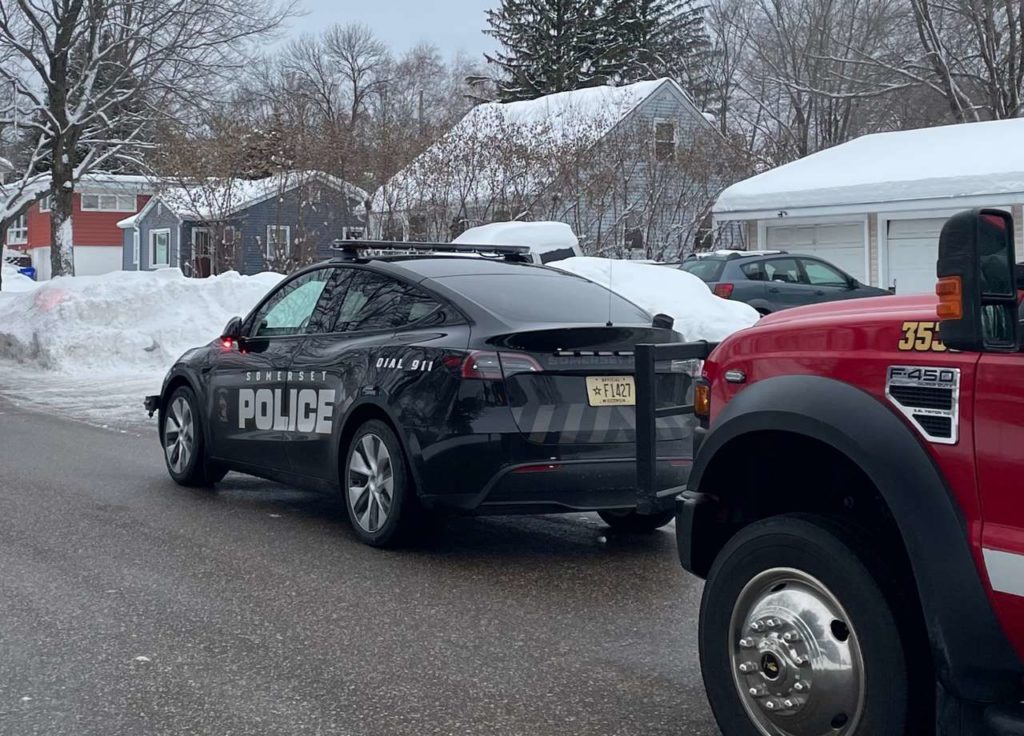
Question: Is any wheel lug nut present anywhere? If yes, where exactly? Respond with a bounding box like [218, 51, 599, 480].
[748, 686, 767, 698]
[764, 699, 779, 711]
[783, 631, 800, 642]
[739, 637, 756, 648]
[793, 681, 808, 692]
[750, 621, 763, 632]
[782, 698, 795, 709]
[738, 661, 757, 673]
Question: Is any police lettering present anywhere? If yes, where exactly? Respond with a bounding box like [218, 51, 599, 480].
[238, 388, 335, 433]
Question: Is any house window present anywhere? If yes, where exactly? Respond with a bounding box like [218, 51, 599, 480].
[6, 214, 27, 245]
[39, 195, 52, 212]
[342, 226, 365, 241]
[132, 230, 140, 266]
[654, 119, 677, 162]
[150, 229, 170, 267]
[266, 225, 291, 258]
[222, 226, 238, 246]
[81, 193, 137, 212]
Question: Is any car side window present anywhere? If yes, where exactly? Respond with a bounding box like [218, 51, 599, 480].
[250, 268, 333, 338]
[334, 272, 443, 333]
[740, 262, 766, 281]
[802, 259, 849, 287]
[763, 258, 802, 284]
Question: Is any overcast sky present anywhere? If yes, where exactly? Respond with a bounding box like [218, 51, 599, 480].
[285, 0, 499, 60]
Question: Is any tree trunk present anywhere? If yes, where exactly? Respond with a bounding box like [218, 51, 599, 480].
[49, 177, 76, 278]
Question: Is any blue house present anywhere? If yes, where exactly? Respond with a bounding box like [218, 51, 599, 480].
[119, 171, 368, 276]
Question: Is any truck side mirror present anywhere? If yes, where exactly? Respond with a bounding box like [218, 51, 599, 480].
[936, 209, 1019, 352]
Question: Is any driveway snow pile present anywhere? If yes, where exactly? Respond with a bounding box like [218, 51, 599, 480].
[549, 257, 759, 341]
[0, 268, 281, 425]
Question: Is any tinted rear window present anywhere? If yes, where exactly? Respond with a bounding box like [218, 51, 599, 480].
[438, 273, 651, 324]
[680, 258, 726, 282]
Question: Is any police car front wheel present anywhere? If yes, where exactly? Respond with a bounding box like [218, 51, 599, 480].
[343, 420, 416, 547]
[161, 386, 224, 487]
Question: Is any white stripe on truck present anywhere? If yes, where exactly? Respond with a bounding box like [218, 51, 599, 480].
[983, 548, 1024, 598]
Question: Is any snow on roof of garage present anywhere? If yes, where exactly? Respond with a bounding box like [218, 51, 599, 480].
[715, 118, 1024, 216]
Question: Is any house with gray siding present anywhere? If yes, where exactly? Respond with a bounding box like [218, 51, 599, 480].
[119, 171, 368, 276]
[371, 79, 731, 260]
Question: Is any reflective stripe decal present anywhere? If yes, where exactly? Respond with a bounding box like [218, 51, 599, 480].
[983, 548, 1024, 598]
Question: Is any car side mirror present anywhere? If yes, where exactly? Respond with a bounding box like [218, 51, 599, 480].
[652, 313, 674, 330]
[220, 316, 243, 348]
[937, 208, 1019, 352]
[847, 276, 858, 290]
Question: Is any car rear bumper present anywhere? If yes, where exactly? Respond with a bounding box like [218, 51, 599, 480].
[425, 456, 689, 515]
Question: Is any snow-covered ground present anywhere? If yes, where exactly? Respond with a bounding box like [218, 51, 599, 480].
[550, 257, 759, 341]
[0, 268, 281, 427]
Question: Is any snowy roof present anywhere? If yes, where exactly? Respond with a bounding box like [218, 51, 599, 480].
[121, 171, 369, 227]
[373, 79, 699, 211]
[715, 118, 1024, 216]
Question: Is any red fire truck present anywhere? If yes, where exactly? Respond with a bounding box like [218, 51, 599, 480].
[635, 208, 1024, 735]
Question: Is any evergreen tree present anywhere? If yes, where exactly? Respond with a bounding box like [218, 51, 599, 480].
[603, 0, 712, 103]
[485, 0, 611, 102]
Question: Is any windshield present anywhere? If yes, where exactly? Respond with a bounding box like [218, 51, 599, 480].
[438, 272, 651, 324]
[679, 258, 726, 282]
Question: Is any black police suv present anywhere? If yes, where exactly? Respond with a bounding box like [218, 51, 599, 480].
[146, 244, 695, 547]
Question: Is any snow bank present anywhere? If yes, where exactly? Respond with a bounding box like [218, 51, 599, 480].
[716, 117, 1024, 214]
[454, 221, 581, 255]
[1, 263, 40, 293]
[0, 268, 282, 375]
[549, 257, 759, 341]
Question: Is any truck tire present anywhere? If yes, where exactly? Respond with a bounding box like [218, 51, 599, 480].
[700, 514, 920, 736]
[598, 509, 674, 532]
[343, 420, 417, 548]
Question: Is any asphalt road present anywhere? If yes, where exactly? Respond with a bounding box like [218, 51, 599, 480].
[0, 396, 718, 736]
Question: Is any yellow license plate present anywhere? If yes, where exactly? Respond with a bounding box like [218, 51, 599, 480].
[585, 376, 636, 407]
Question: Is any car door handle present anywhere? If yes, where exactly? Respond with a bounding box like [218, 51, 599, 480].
[768, 287, 780, 293]
[815, 290, 826, 296]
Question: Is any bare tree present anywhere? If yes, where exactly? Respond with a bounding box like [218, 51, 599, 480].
[323, 24, 390, 131]
[0, 0, 293, 278]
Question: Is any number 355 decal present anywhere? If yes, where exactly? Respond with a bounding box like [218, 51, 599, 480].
[898, 321, 947, 352]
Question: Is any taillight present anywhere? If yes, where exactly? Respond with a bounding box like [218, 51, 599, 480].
[713, 283, 734, 299]
[460, 351, 503, 380]
[454, 351, 542, 380]
[498, 352, 542, 377]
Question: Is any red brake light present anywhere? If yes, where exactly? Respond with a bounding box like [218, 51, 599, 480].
[455, 351, 542, 380]
[713, 283, 734, 299]
[461, 351, 503, 380]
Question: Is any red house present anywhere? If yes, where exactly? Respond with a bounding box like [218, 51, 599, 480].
[5, 173, 154, 280]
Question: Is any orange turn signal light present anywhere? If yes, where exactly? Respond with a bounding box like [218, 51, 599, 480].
[936, 276, 963, 320]
[694, 382, 711, 419]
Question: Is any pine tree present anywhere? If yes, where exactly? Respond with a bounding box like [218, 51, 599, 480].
[485, 0, 611, 102]
[603, 0, 712, 103]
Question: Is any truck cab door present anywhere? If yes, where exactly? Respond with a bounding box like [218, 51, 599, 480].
[206, 267, 336, 472]
[973, 352, 1024, 654]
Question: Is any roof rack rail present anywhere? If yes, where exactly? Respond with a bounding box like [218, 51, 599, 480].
[330, 239, 532, 262]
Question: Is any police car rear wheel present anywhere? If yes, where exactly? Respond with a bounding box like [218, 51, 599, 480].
[344, 420, 414, 547]
[162, 386, 217, 487]
[598, 508, 674, 532]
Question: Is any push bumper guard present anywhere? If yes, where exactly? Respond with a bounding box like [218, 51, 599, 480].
[633, 341, 717, 514]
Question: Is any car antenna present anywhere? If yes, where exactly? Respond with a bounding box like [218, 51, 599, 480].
[606, 258, 614, 327]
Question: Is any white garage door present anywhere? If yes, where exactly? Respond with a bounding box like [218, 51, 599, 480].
[886, 218, 947, 295]
[765, 222, 866, 283]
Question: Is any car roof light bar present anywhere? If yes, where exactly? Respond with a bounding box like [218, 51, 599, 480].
[330, 239, 532, 262]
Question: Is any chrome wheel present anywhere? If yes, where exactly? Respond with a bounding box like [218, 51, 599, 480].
[347, 433, 393, 534]
[729, 567, 865, 736]
[164, 396, 195, 474]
